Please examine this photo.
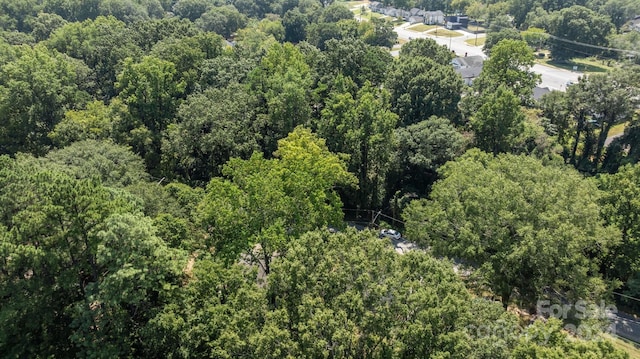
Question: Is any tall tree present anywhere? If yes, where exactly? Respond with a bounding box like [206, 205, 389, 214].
[198, 127, 356, 272]
[599, 163, 640, 288]
[404, 150, 618, 308]
[547, 5, 614, 60]
[582, 70, 640, 172]
[162, 83, 261, 184]
[474, 39, 540, 104]
[46, 15, 142, 99]
[390, 116, 466, 197]
[399, 37, 453, 65]
[115, 55, 186, 170]
[0, 156, 143, 357]
[0, 45, 89, 155]
[318, 79, 398, 209]
[249, 42, 313, 154]
[470, 85, 526, 154]
[386, 56, 463, 125]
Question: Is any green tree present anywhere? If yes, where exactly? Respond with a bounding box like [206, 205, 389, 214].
[44, 139, 149, 187]
[0, 45, 89, 155]
[150, 32, 224, 92]
[538, 89, 572, 153]
[547, 5, 614, 60]
[474, 39, 540, 103]
[162, 83, 261, 184]
[129, 17, 201, 52]
[0, 0, 40, 31]
[511, 318, 627, 358]
[0, 157, 140, 357]
[46, 15, 142, 99]
[318, 3, 353, 22]
[599, 0, 640, 29]
[317, 38, 393, 88]
[49, 100, 124, 146]
[581, 70, 640, 172]
[319, 79, 398, 209]
[97, 0, 151, 23]
[361, 17, 397, 48]
[305, 21, 342, 50]
[391, 116, 466, 196]
[267, 229, 475, 358]
[522, 26, 549, 49]
[483, 26, 521, 55]
[471, 85, 526, 154]
[599, 163, 640, 291]
[172, 0, 212, 21]
[115, 55, 186, 170]
[249, 42, 312, 154]
[404, 150, 618, 308]
[399, 37, 453, 65]
[198, 127, 356, 272]
[71, 213, 187, 357]
[26, 12, 67, 41]
[283, 8, 308, 43]
[196, 5, 248, 38]
[386, 56, 463, 125]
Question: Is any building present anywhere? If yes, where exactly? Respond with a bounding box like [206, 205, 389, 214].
[424, 10, 444, 25]
[452, 55, 484, 85]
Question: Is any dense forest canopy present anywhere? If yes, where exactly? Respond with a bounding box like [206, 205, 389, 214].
[1, 0, 640, 357]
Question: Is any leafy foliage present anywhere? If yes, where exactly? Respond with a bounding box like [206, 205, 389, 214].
[404, 150, 618, 308]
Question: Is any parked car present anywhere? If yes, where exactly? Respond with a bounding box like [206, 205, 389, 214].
[380, 228, 401, 240]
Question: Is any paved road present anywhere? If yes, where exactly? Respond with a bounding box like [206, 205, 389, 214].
[393, 23, 582, 91]
[608, 310, 640, 344]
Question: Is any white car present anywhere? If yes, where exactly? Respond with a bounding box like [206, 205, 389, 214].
[380, 229, 401, 240]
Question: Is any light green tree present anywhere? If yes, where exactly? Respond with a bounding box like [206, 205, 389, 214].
[198, 127, 356, 272]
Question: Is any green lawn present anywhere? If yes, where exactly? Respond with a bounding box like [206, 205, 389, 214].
[602, 334, 640, 359]
[609, 122, 628, 137]
[350, 10, 386, 20]
[467, 24, 486, 32]
[408, 24, 437, 32]
[338, 0, 368, 7]
[537, 56, 615, 74]
[427, 28, 464, 37]
[465, 37, 486, 46]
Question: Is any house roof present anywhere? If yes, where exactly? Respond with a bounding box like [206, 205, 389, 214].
[456, 66, 482, 79]
[533, 86, 551, 100]
[452, 55, 484, 69]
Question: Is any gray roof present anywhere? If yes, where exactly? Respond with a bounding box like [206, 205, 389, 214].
[452, 55, 484, 69]
[533, 86, 551, 100]
[456, 67, 482, 79]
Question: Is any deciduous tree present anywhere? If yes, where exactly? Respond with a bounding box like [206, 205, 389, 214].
[404, 150, 618, 308]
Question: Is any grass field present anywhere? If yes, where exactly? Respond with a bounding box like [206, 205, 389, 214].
[465, 37, 486, 46]
[609, 122, 628, 137]
[339, 0, 368, 7]
[603, 334, 640, 358]
[426, 28, 464, 37]
[466, 24, 486, 32]
[537, 56, 615, 74]
[408, 24, 437, 32]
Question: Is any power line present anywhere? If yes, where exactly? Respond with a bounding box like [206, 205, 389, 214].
[486, 21, 640, 57]
[613, 291, 640, 303]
